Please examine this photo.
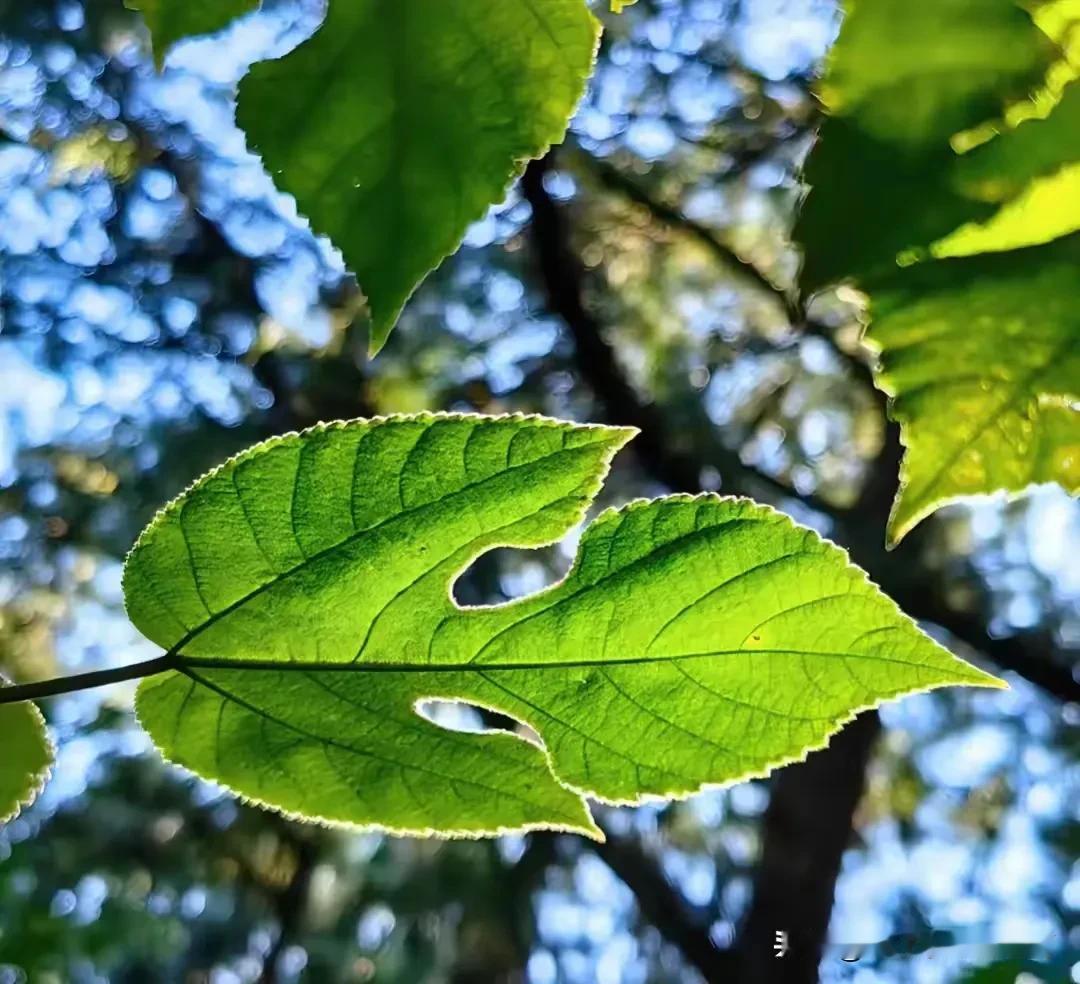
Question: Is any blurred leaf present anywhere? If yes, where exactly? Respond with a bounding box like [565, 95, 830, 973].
[0, 685, 52, 823]
[124, 0, 258, 65]
[797, 0, 1079, 540]
[939, 80, 1080, 256]
[125, 414, 999, 837]
[868, 235, 1080, 544]
[796, 0, 1054, 288]
[237, 0, 600, 352]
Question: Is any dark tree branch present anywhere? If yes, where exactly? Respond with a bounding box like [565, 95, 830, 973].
[735, 713, 881, 982]
[523, 150, 881, 983]
[522, 157, 700, 491]
[592, 827, 736, 981]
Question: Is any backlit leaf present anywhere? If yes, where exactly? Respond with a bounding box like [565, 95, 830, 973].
[126, 414, 1000, 838]
[867, 236, 1080, 543]
[0, 686, 53, 823]
[938, 81, 1080, 257]
[237, 0, 600, 352]
[797, 0, 1079, 540]
[796, 0, 1054, 288]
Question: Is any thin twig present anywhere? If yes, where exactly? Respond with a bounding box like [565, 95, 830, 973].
[578, 149, 879, 393]
[584, 150, 793, 306]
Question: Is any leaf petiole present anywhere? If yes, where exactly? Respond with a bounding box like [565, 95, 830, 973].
[0, 654, 179, 706]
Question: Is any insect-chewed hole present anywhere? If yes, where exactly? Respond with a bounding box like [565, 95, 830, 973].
[415, 699, 541, 745]
[451, 541, 575, 608]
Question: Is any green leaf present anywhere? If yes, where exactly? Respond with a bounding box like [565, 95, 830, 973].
[796, 0, 1055, 288]
[954, 82, 1080, 208]
[237, 0, 600, 353]
[867, 235, 1080, 544]
[938, 80, 1080, 257]
[796, 0, 1080, 540]
[0, 687, 53, 823]
[124, 0, 258, 66]
[932, 0, 1080, 257]
[125, 414, 1000, 838]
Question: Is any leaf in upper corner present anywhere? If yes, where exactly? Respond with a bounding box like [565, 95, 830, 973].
[237, 0, 600, 353]
[0, 687, 53, 823]
[796, 0, 1055, 289]
[937, 80, 1080, 258]
[796, 0, 1080, 540]
[124, 0, 258, 66]
[124, 414, 1000, 839]
[866, 235, 1080, 544]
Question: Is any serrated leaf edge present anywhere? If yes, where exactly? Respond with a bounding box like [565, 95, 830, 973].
[135, 682, 604, 840]
[858, 319, 1079, 546]
[133, 460, 1003, 838]
[458, 493, 1005, 812]
[121, 411, 638, 634]
[0, 689, 55, 825]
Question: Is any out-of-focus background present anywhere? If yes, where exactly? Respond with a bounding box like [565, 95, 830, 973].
[0, 1, 1076, 981]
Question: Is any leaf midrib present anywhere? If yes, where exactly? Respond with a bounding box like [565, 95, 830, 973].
[177, 645, 943, 675]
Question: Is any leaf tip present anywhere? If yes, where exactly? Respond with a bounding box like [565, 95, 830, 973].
[366, 328, 389, 359]
[606, 424, 640, 448]
[366, 303, 405, 357]
[925, 648, 1007, 693]
[581, 821, 606, 843]
[884, 493, 924, 549]
[961, 665, 1009, 691]
[559, 802, 604, 841]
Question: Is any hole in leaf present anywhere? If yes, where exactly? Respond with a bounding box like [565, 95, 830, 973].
[415, 699, 541, 745]
[452, 542, 574, 607]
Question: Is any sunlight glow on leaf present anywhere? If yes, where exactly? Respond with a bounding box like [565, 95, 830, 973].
[126, 414, 1000, 837]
